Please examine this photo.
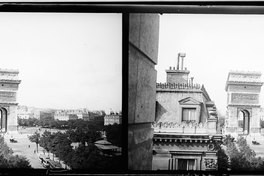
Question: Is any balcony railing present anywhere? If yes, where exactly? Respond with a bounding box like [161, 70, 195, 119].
[156, 83, 201, 90]
[153, 121, 216, 134]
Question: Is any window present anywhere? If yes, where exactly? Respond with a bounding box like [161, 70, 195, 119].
[178, 159, 195, 170]
[182, 108, 196, 122]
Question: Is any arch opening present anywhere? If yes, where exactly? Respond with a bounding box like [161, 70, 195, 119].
[238, 110, 250, 135]
[0, 108, 7, 133]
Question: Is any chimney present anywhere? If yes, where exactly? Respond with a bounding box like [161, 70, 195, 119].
[190, 77, 194, 85]
[179, 53, 186, 70]
[177, 54, 180, 70]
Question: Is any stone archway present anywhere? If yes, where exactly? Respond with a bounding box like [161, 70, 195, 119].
[0, 107, 7, 132]
[238, 109, 250, 135]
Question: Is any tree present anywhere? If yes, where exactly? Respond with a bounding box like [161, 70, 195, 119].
[222, 135, 264, 170]
[104, 124, 122, 146]
[51, 132, 73, 162]
[39, 130, 55, 156]
[214, 141, 229, 171]
[28, 131, 40, 153]
[7, 155, 31, 168]
[0, 137, 13, 157]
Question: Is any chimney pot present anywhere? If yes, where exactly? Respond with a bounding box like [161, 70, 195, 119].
[177, 54, 180, 70]
[191, 77, 194, 85]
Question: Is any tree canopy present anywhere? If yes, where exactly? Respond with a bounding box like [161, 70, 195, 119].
[221, 135, 264, 170]
[28, 131, 40, 152]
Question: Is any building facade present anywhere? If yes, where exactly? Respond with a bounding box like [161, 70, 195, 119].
[153, 53, 221, 170]
[225, 71, 263, 137]
[104, 113, 122, 125]
[54, 109, 88, 121]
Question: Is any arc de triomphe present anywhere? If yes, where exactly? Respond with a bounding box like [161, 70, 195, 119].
[225, 71, 263, 137]
[0, 69, 21, 133]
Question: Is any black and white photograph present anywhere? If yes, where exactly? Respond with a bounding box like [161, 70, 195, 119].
[129, 11, 264, 172]
[0, 12, 122, 171]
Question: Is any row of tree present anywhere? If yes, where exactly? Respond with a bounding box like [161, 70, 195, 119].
[29, 124, 122, 170]
[0, 136, 31, 168]
[23, 116, 122, 147]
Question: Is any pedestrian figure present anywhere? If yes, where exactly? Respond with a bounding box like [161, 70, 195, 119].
[34, 150, 36, 154]
[28, 145, 30, 148]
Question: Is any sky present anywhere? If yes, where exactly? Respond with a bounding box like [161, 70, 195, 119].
[0, 13, 122, 113]
[157, 14, 264, 115]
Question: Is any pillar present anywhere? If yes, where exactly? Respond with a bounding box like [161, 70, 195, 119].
[7, 105, 18, 132]
[128, 13, 160, 170]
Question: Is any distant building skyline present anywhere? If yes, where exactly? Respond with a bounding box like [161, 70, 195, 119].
[0, 13, 122, 113]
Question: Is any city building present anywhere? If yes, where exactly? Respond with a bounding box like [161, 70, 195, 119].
[152, 53, 222, 171]
[54, 111, 71, 121]
[54, 109, 88, 121]
[40, 110, 55, 120]
[17, 106, 43, 119]
[104, 112, 122, 125]
[17, 105, 33, 119]
[225, 71, 263, 138]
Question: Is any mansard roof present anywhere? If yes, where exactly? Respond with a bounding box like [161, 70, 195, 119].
[201, 85, 212, 101]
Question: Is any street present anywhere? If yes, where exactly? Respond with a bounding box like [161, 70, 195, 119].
[4, 127, 67, 169]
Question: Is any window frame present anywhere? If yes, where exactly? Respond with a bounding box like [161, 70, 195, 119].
[182, 107, 196, 122]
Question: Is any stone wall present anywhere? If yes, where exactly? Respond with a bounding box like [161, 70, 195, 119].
[228, 85, 261, 93]
[0, 83, 19, 91]
[166, 71, 189, 84]
[128, 13, 159, 170]
[250, 107, 261, 132]
[0, 92, 17, 102]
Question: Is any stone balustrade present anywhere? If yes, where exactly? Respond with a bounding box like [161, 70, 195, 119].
[156, 83, 201, 90]
[153, 121, 216, 134]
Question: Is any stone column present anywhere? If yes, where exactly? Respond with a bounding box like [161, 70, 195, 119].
[7, 105, 18, 132]
[128, 13, 159, 170]
[250, 107, 261, 134]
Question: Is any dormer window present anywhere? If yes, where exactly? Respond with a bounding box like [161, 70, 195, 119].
[182, 108, 196, 122]
[179, 97, 201, 123]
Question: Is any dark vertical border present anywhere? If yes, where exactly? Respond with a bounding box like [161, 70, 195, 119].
[122, 12, 129, 172]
